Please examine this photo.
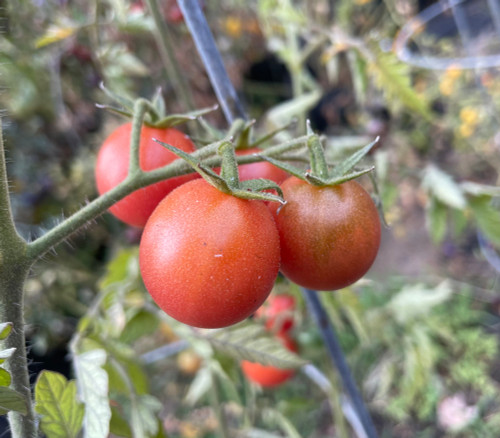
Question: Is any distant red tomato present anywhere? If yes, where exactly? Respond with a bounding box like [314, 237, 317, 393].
[241, 334, 297, 387]
[255, 293, 295, 334]
[236, 148, 289, 184]
[95, 122, 198, 227]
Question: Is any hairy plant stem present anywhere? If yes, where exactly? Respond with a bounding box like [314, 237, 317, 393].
[0, 120, 37, 437]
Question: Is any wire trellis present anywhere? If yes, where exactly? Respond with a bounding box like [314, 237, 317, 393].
[395, 0, 500, 70]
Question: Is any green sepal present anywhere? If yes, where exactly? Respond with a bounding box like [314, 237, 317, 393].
[250, 118, 298, 148]
[99, 82, 135, 114]
[324, 166, 375, 186]
[329, 137, 379, 180]
[257, 154, 305, 180]
[155, 138, 285, 203]
[153, 104, 219, 129]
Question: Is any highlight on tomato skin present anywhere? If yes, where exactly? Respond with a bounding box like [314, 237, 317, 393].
[139, 178, 281, 329]
[269, 177, 381, 291]
[94, 122, 198, 228]
[241, 333, 298, 388]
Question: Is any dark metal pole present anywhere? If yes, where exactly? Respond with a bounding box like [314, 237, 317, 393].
[303, 289, 379, 438]
[177, 0, 247, 124]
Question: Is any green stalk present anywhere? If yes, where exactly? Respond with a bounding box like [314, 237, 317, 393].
[145, 0, 196, 113]
[0, 120, 36, 438]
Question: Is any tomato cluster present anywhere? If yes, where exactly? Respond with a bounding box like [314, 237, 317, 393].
[96, 123, 380, 330]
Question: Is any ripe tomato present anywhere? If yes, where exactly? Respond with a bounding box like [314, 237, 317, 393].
[139, 178, 280, 328]
[95, 122, 198, 228]
[269, 178, 381, 291]
[241, 334, 297, 387]
[255, 293, 295, 334]
[236, 148, 289, 184]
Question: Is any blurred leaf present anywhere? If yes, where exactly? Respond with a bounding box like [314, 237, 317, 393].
[200, 323, 307, 369]
[422, 165, 467, 210]
[263, 408, 302, 438]
[347, 49, 368, 104]
[0, 386, 27, 416]
[461, 182, 500, 197]
[100, 248, 139, 289]
[119, 310, 159, 344]
[133, 394, 163, 436]
[0, 323, 12, 341]
[210, 361, 241, 404]
[387, 281, 453, 324]
[469, 196, 500, 246]
[35, 371, 84, 438]
[265, 90, 321, 128]
[184, 366, 213, 406]
[426, 198, 448, 244]
[0, 369, 11, 387]
[365, 48, 431, 118]
[109, 405, 132, 438]
[73, 349, 110, 438]
[35, 24, 77, 48]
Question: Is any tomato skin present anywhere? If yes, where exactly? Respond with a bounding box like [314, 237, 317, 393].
[95, 122, 198, 228]
[255, 293, 295, 334]
[236, 148, 289, 184]
[139, 178, 280, 329]
[269, 178, 381, 291]
[241, 334, 297, 387]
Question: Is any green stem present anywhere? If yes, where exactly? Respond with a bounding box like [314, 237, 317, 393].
[128, 99, 153, 175]
[219, 142, 240, 189]
[0, 120, 37, 438]
[145, 0, 196, 113]
[209, 373, 230, 438]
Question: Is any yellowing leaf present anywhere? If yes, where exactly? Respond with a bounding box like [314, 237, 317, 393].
[35, 25, 76, 48]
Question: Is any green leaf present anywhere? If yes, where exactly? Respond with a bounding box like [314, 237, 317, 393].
[426, 198, 448, 244]
[469, 196, 500, 246]
[99, 248, 139, 289]
[0, 323, 12, 341]
[422, 165, 467, 210]
[73, 349, 111, 438]
[109, 405, 132, 438]
[200, 323, 307, 369]
[364, 48, 431, 118]
[184, 366, 213, 406]
[35, 371, 84, 438]
[263, 408, 302, 438]
[0, 368, 11, 387]
[387, 281, 453, 324]
[0, 386, 27, 416]
[119, 310, 159, 344]
[461, 182, 500, 197]
[0, 348, 16, 362]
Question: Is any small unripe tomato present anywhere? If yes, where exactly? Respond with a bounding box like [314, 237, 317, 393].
[241, 334, 297, 387]
[139, 178, 281, 328]
[95, 122, 198, 227]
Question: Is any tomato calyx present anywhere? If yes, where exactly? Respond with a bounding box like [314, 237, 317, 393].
[155, 138, 287, 204]
[261, 121, 379, 187]
[97, 83, 217, 129]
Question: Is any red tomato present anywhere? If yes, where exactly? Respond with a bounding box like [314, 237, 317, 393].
[269, 178, 381, 290]
[139, 178, 281, 328]
[255, 293, 295, 334]
[236, 148, 289, 184]
[95, 122, 198, 227]
[241, 334, 297, 387]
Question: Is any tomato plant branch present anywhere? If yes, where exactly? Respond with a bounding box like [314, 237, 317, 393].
[302, 288, 379, 438]
[0, 121, 37, 438]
